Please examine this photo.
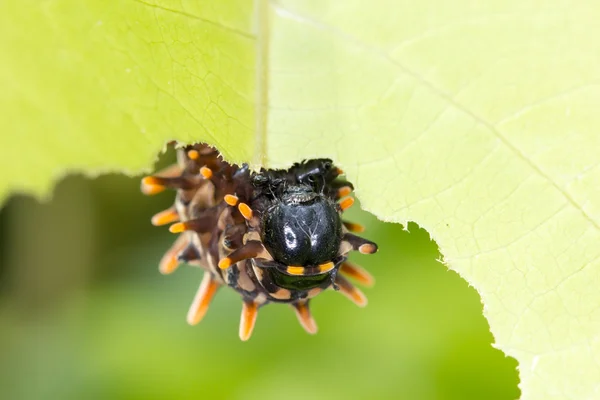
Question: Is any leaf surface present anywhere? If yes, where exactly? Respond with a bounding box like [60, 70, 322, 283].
[0, 0, 256, 200]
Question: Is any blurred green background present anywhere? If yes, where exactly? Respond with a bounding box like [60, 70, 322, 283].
[0, 150, 519, 400]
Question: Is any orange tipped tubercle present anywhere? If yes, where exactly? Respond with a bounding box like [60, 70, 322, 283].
[339, 197, 354, 211]
[187, 149, 200, 160]
[239, 301, 258, 341]
[238, 203, 253, 220]
[151, 208, 179, 226]
[218, 257, 232, 270]
[294, 302, 318, 334]
[141, 175, 194, 191]
[142, 176, 162, 186]
[218, 241, 266, 271]
[340, 261, 375, 287]
[358, 243, 377, 254]
[343, 221, 365, 233]
[338, 186, 352, 198]
[169, 222, 187, 233]
[141, 176, 166, 195]
[187, 273, 219, 325]
[336, 276, 368, 307]
[160, 254, 179, 275]
[158, 234, 189, 275]
[200, 166, 213, 179]
[142, 185, 165, 195]
[224, 194, 239, 206]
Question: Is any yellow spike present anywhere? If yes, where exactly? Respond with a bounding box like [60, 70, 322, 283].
[343, 221, 365, 233]
[239, 301, 258, 341]
[168, 222, 186, 233]
[218, 257, 232, 270]
[151, 208, 179, 226]
[224, 194, 239, 206]
[158, 234, 189, 275]
[238, 202, 253, 220]
[142, 176, 161, 186]
[340, 262, 375, 287]
[346, 288, 367, 307]
[187, 273, 219, 325]
[141, 176, 166, 195]
[294, 302, 318, 334]
[187, 149, 200, 160]
[200, 166, 213, 179]
[358, 243, 377, 254]
[218, 241, 265, 270]
[338, 186, 352, 198]
[160, 255, 179, 275]
[142, 185, 165, 196]
[339, 197, 354, 211]
[337, 276, 368, 307]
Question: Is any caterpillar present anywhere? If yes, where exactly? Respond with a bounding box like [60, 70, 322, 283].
[141, 143, 378, 341]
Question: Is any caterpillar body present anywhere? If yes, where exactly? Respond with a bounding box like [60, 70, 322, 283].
[141, 144, 378, 340]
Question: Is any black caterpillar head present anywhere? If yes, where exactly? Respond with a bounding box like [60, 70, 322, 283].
[142, 144, 378, 340]
[261, 184, 342, 268]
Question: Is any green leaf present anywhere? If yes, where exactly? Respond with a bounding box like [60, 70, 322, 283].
[0, 0, 257, 200]
[2, 1, 599, 398]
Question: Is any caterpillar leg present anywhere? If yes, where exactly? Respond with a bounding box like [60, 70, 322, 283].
[187, 272, 220, 325]
[239, 301, 258, 341]
[293, 300, 318, 334]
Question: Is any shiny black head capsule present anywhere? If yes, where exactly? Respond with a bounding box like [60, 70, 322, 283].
[261, 185, 342, 267]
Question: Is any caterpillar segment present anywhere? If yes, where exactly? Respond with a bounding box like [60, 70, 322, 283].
[142, 143, 378, 340]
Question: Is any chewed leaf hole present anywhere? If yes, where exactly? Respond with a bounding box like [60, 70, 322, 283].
[330, 207, 522, 399]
